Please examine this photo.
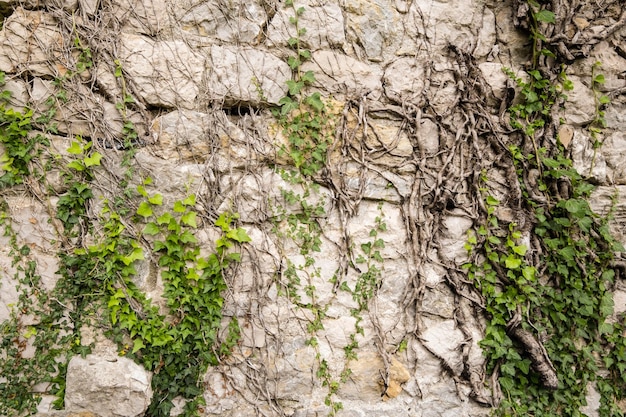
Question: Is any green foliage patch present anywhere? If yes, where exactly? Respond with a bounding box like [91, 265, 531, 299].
[465, 1, 626, 416]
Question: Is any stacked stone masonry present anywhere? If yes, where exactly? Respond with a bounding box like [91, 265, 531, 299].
[0, 0, 625, 416]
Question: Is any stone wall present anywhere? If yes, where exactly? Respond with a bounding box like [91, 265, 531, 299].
[0, 0, 625, 416]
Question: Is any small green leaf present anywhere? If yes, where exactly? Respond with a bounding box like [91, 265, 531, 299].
[181, 211, 197, 227]
[143, 222, 160, 235]
[287, 80, 304, 96]
[148, 193, 163, 205]
[67, 141, 83, 155]
[67, 160, 85, 171]
[305, 92, 324, 112]
[302, 70, 316, 84]
[173, 201, 186, 213]
[132, 338, 145, 354]
[122, 247, 144, 265]
[183, 194, 196, 206]
[534, 9, 555, 24]
[594, 74, 606, 85]
[522, 266, 536, 282]
[84, 152, 102, 167]
[504, 254, 522, 269]
[513, 244, 527, 256]
[136, 185, 148, 197]
[486, 195, 499, 206]
[157, 212, 173, 225]
[137, 201, 153, 218]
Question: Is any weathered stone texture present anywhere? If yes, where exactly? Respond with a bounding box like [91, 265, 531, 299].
[207, 46, 291, 105]
[64, 355, 152, 417]
[267, 1, 346, 50]
[119, 34, 205, 109]
[0, 8, 70, 77]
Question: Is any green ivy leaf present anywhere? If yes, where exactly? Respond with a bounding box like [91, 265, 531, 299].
[157, 212, 173, 225]
[183, 194, 196, 206]
[181, 211, 197, 228]
[143, 222, 160, 235]
[136, 185, 148, 197]
[534, 9, 555, 24]
[287, 80, 304, 96]
[305, 92, 324, 112]
[122, 247, 144, 265]
[148, 193, 163, 206]
[67, 141, 83, 155]
[67, 160, 85, 171]
[132, 338, 145, 354]
[504, 254, 522, 269]
[513, 244, 527, 256]
[522, 266, 536, 281]
[302, 70, 316, 84]
[230, 227, 251, 243]
[137, 202, 153, 218]
[83, 152, 102, 167]
[486, 195, 499, 206]
[594, 74, 606, 85]
[599, 292, 614, 318]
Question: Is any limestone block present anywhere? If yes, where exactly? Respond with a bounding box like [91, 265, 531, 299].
[581, 382, 601, 417]
[203, 370, 237, 414]
[150, 110, 214, 161]
[34, 411, 102, 417]
[572, 41, 626, 91]
[478, 62, 509, 100]
[267, 1, 345, 50]
[347, 116, 414, 167]
[300, 50, 383, 97]
[590, 186, 626, 247]
[28, 77, 146, 140]
[604, 102, 626, 131]
[427, 68, 460, 117]
[269, 346, 317, 400]
[603, 132, 626, 184]
[571, 128, 607, 183]
[474, 7, 497, 58]
[422, 285, 456, 319]
[561, 75, 596, 126]
[218, 168, 333, 223]
[420, 318, 466, 376]
[0, 247, 19, 323]
[1, 77, 29, 111]
[178, 0, 267, 43]
[437, 210, 473, 264]
[65, 354, 152, 417]
[416, 118, 440, 155]
[383, 57, 427, 106]
[119, 34, 204, 109]
[409, 0, 491, 55]
[344, 0, 402, 61]
[207, 46, 290, 106]
[20, 0, 77, 10]
[339, 351, 409, 401]
[109, 0, 169, 36]
[0, 8, 71, 77]
[347, 201, 406, 260]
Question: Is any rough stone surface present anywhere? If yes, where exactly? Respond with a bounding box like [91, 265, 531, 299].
[267, 1, 346, 50]
[178, 0, 267, 43]
[119, 34, 205, 109]
[0, 8, 70, 77]
[301, 50, 383, 97]
[207, 46, 291, 105]
[64, 355, 152, 417]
